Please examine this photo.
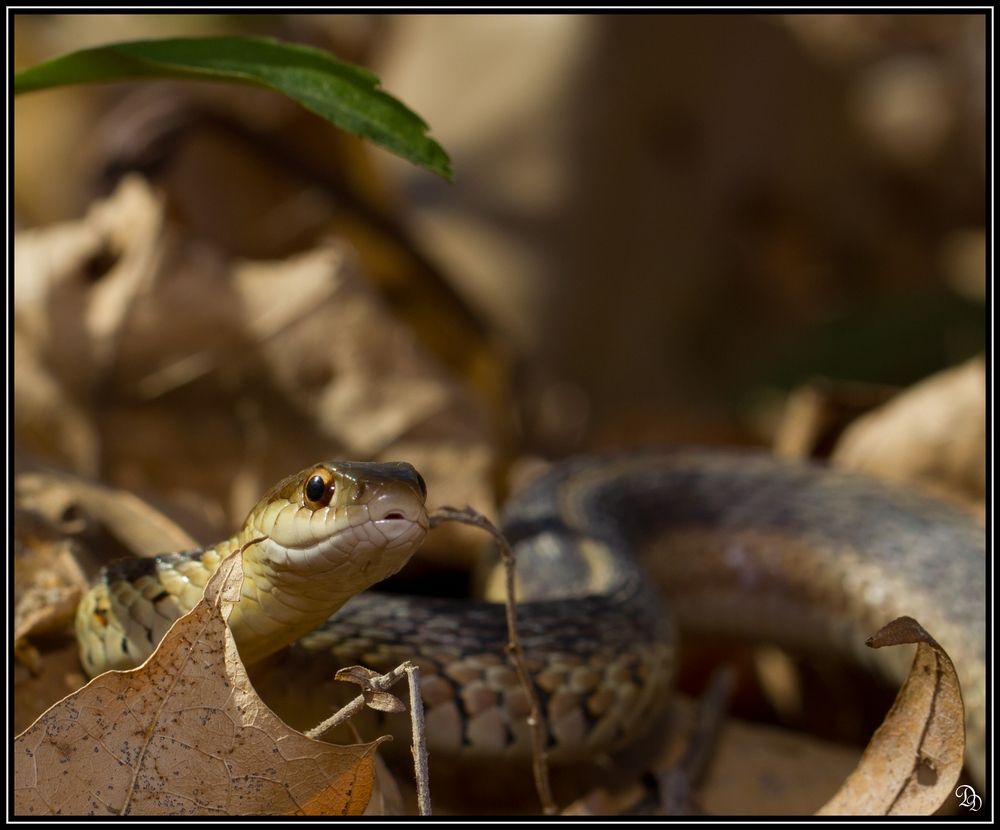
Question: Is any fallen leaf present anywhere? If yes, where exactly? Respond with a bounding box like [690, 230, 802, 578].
[335, 665, 407, 715]
[14, 638, 89, 736]
[772, 379, 898, 461]
[13, 508, 88, 646]
[235, 244, 494, 460]
[699, 713, 861, 817]
[817, 617, 965, 816]
[15, 177, 498, 569]
[363, 756, 406, 816]
[14, 175, 164, 388]
[15, 470, 198, 562]
[13, 328, 99, 474]
[14, 550, 384, 816]
[832, 357, 986, 513]
[562, 785, 648, 816]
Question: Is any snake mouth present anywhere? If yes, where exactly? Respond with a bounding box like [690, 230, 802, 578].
[372, 514, 430, 544]
[368, 489, 428, 529]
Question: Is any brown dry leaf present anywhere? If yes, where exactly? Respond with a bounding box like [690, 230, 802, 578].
[232, 243, 495, 466]
[16, 176, 497, 567]
[13, 508, 88, 647]
[817, 617, 965, 816]
[772, 379, 898, 461]
[560, 692, 861, 817]
[362, 755, 406, 816]
[700, 715, 860, 816]
[562, 785, 648, 816]
[335, 666, 408, 715]
[14, 551, 384, 816]
[12, 478, 200, 722]
[13, 328, 99, 473]
[15, 470, 198, 563]
[230, 243, 497, 565]
[832, 357, 986, 512]
[14, 638, 89, 736]
[14, 175, 164, 393]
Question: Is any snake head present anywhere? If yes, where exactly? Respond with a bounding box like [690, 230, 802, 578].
[244, 460, 429, 588]
[227, 461, 430, 663]
[249, 460, 430, 562]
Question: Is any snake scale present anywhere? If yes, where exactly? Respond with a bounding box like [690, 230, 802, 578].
[76, 450, 986, 786]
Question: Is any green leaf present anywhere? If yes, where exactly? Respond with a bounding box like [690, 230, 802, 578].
[14, 36, 452, 180]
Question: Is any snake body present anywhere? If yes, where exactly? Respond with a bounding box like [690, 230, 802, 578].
[77, 451, 985, 784]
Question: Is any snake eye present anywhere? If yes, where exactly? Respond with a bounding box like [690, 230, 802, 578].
[415, 472, 427, 500]
[304, 471, 334, 509]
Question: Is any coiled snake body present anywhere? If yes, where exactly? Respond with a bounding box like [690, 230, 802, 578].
[77, 451, 985, 784]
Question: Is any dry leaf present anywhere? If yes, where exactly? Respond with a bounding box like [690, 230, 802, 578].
[563, 690, 861, 817]
[817, 617, 965, 816]
[14, 175, 164, 388]
[13, 328, 99, 473]
[234, 244, 497, 471]
[15, 177, 497, 567]
[13, 508, 88, 646]
[832, 357, 986, 511]
[14, 552, 384, 816]
[772, 379, 898, 461]
[15, 471, 198, 562]
[699, 715, 860, 816]
[335, 666, 408, 715]
[230, 244, 497, 564]
[14, 639, 89, 736]
[562, 785, 648, 816]
[363, 756, 406, 816]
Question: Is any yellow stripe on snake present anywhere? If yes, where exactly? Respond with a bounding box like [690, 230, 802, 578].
[76, 451, 986, 787]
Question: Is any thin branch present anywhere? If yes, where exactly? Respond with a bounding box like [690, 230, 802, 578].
[304, 661, 411, 740]
[405, 663, 432, 817]
[656, 667, 734, 815]
[430, 506, 557, 815]
[305, 660, 434, 816]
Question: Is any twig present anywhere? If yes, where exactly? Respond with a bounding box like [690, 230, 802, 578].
[656, 667, 734, 815]
[305, 660, 434, 816]
[304, 661, 411, 740]
[405, 663, 432, 817]
[430, 507, 557, 815]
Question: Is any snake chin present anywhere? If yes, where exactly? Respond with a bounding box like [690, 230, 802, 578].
[260, 514, 429, 584]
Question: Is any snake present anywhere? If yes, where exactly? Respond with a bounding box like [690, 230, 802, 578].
[75, 450, 986, 787]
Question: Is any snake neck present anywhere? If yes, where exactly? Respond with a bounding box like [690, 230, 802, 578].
[74, 536, 235, 676]
[138, 529, 393, 666]
[230, 514, 429, 664]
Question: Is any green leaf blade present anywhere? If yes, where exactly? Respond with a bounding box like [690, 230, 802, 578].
[14, 36, 451, 180]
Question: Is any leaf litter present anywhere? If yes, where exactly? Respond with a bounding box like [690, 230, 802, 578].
[14, 550, 385, 816]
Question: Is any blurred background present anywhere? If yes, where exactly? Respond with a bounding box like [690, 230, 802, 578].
[13, 12, 987, 531]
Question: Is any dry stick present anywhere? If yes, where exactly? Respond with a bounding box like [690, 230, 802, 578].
[304, 661, 411, 739]
[305, 661, 433, 815]
[430, 507, 557, 815]
[656, 667, 735, 815]
[405, 663, 432, 817]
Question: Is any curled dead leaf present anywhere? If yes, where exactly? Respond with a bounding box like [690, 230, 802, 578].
[14, 551, 384, 816]
[15, 470, 198, 563]
[13, 508, 88, 647]
[773, 379, 897, 462]
[817, 617, 966, 816]
[832, 357, 986, 513]
[335, 665, 408, 715]
[14, 175, 164, 407]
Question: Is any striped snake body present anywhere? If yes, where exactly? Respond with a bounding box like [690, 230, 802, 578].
[77, 451, 985, 784]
